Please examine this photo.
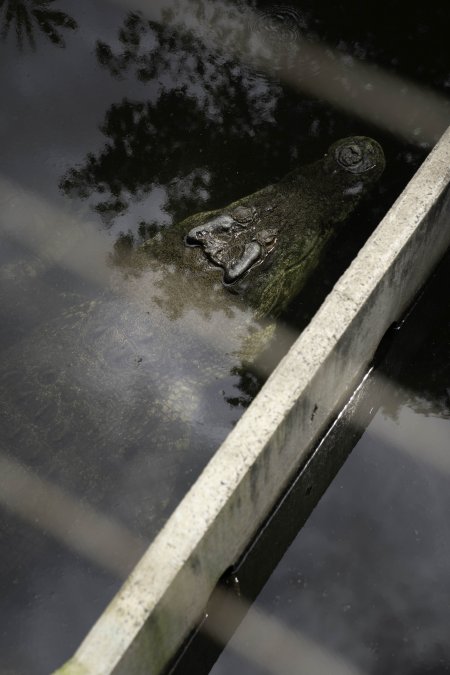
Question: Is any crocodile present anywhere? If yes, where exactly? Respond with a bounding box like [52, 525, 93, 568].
[138, 136, 385, 320]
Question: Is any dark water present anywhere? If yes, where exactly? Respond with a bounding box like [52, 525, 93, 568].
[211, 256, 450, 675]
[0, 0, 448, 672]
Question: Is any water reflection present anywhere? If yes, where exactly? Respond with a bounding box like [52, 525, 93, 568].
[1, 1, 448, 672]
[0, 174, 256, 542]
[59, 0, 450, 239]
[0, 452, 146, 576]
[206, 587, 365, 675]
[109, 0, 449, 144]
[382, 316, 450, 421]
[0, 0, 77, 49]
[60, 8, 284, 226]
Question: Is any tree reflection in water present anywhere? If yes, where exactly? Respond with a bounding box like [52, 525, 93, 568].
[0, 0, 77, 49]
[59, 4, 331, 229]
[57, 3, 374, 410]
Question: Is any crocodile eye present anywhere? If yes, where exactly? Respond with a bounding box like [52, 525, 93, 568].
[336, 143, 362, 168]
[335, 143, 375, 174]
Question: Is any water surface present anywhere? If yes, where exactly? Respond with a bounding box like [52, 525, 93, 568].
[0, 0, 447, 671]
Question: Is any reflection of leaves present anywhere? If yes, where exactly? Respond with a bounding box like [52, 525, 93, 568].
[60, 7, 313, 227]
[62, 4, 386, 230]
[61, 92, 240, 226]
[381, 304, 450, 421]
[224, 365, 263, 409]
[0, 0, 77, 49]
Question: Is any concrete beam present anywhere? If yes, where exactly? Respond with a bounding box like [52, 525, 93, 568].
[56, 125, 450, 675]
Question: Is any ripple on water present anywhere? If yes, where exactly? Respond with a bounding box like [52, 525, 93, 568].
[245, 4, 310, 79]
[250, 5, 307, 46]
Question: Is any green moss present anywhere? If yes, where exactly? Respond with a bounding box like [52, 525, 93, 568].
[52, 657, 89, 675]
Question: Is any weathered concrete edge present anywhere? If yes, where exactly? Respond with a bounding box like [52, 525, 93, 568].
[57, 126, 450, 675]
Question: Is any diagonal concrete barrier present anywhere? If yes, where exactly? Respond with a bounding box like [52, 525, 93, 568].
[56, 124, 450, 675]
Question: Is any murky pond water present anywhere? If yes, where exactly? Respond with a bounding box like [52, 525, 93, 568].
[0, 0, 448, 672]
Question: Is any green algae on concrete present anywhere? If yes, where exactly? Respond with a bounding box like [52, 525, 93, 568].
[54, 658, 90, 675]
